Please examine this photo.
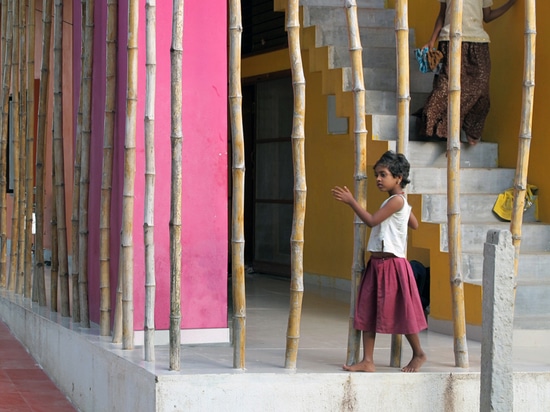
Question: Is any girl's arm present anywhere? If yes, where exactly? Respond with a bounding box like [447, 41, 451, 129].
[483, 0, 517, 23]
[422, 2, 446, 50]
[331, 186, 404, 228]
[409, 210, 419, 230]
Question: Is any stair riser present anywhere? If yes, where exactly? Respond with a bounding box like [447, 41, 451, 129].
[365, 90, 427, 115]
[515, 285, 550, 316]
[420, 194, 537, 223]
[382, 137, 499, 168]
[343, 67, 434, 93]
[301, 0, 385, 8]
[463, 253, 550, 282]
[316, 27, 412, 49]
[441, 224, 550, 253]
[409, 168, 516, 194]
[304, 7, 395, 29]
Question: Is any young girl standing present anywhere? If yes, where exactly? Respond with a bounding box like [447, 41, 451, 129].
[331, 151, 427, 372]
[415, 0, 517, 145]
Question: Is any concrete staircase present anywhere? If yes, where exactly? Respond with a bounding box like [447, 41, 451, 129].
[298, 0, 550, 337]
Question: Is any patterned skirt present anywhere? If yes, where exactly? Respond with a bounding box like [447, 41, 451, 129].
[354, 256, 428, 335]
[415, 41, 491, 143]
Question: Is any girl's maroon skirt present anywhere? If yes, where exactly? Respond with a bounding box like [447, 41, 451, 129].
[354, 256, 427, 334]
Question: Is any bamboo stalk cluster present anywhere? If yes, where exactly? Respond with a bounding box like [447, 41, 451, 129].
[0, 0, 160, 363]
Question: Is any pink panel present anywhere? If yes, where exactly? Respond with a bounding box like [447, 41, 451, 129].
[75, 0, 228, 332]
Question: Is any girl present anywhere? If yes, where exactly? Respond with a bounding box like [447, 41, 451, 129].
[415, 0, 517, 145]
[331, 151, 427, 372]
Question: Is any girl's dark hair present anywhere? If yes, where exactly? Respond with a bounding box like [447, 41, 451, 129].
[373, 150, 411, 188]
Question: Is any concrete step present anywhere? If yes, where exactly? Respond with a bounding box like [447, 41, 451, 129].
[314, 26, 416, 49]
[303, 6, 395, 29]
[462, 251, 550, 282]
[330, 44, 421, 70]
[301, 0, 386, 8]
[416, 193, 537, 224]
[342, 66, 434, 93]
[514, 314, 550, 331]
[408, 167, 516, 194]
[515, 282, 550, 317]
[383, 135, 499, 168]
[440, 222, 550, 254]
[365, 90, 428, 115]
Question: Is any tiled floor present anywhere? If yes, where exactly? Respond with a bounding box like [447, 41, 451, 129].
[0, 321, 76, 412]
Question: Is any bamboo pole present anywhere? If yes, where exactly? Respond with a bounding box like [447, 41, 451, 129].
[9, 0, 21, 293]
[50, 140, 58, 311]
[99, 0, 117, 337]
[33, 0, 53, 307]
[447, 0, 468, 368]
[0, 0, 12, 290]
[511, 1, 536, 275]
[24, 0, 36, 299]
[390, 0, 412, 368]
[343, 0, 367, 367]
[79, 0, 94, 328]
[284, 0, 306, 370]
[16, 0, 27, 297]
[71, 2, 86, 322]
[395, 0, 410, 155]
[121, 0, 138, 350]
[169, 0, 184, 371]
[229, 0, 246, 369]
[53, 0, 70, 316]
[143, 0, 156, 361]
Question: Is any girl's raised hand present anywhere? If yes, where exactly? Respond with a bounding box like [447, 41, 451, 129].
[331, 185, 355, 204]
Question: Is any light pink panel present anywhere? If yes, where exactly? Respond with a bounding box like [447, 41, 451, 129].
[76, 0, 228, 331]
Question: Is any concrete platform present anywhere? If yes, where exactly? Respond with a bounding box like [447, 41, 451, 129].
[1, 273, 549, 411]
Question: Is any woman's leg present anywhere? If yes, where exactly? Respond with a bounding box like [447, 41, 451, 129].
[343, 331, 376, 372]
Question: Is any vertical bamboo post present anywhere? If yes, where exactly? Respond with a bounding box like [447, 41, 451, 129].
[33, 0, 53, 307]
[53, 0, 70, 316]
[79, 0, 94, 328]
[169, 0, 184, 371]
[16, 0, 27, 296]
[229, 0, 246, 369]
[0, 0, 10, 290]
[144, 0, 156, 361]
[24, 0, 36, 298]
[9, 0, 21, 293]
[99, 0, 117, 336]
[447, 0, 468, 368]
[284, 0, 306, 370]
[390, 0, 412, 368]
[343, 0, 367, 367]
[510, 1, 536, 274]
[122, 0, 138, 350]
[395, 0, 410, 155]
[71, 3, 86, 322]
[50, 141, 58, 311]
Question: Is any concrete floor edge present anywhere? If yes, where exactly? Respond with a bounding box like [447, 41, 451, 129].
[1, 282, 550, 411]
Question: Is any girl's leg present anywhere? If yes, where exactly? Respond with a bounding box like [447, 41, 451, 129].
[343, 331, 376, 372]
[402, 333, 427, 372]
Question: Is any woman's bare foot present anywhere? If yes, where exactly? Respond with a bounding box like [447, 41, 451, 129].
[401, 353, 427, 372]
[466, 135, 480, 146]
[343, 360, 376, 372]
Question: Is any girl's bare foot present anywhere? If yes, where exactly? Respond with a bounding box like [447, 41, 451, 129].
[343, 360, 376, 372]
[401, 353, 427, 372]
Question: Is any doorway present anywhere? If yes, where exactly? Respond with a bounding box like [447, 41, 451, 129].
[242, 75, 293, 276]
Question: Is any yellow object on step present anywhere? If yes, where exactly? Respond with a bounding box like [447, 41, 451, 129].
[492, 184, 538, 221]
